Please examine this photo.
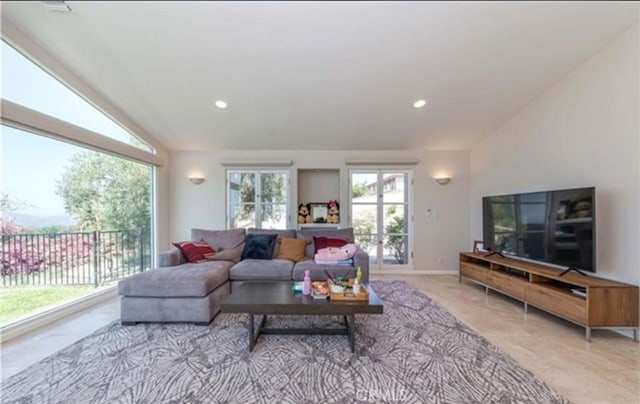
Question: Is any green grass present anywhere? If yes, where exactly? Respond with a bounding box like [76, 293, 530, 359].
[0, 285, 97, 326]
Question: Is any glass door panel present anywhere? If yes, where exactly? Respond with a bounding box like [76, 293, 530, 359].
[382, 173, 407, 203]
[355, 234, 378, 265]
[350, 170, 412, 270]
[352, 204, 378, 234]
[351, 172, 378, 200]
[383, 235, 409, 264]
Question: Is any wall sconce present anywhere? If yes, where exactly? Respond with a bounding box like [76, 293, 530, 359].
[189, 177, 205, 185]
[435, 177, 451, 185]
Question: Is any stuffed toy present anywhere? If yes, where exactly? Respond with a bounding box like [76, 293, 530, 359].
[298, 203, 312, 224]
[314, 243, 357, 262]
[327, 200, 340, 224]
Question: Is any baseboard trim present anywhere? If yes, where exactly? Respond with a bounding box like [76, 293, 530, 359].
[0, 286, 118, 344]
[372, 270, 458, 276]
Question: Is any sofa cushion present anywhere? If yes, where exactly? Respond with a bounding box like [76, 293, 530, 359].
[247, 228, 296, 256]
[158, 247, 187, 268]
[207, 247, 242, 263]
[292, 260, 356, 281]
[297, 227, 355, 258]
[172, 240, 215, 263]
[241, 233, 278, 260]
[118, 261, 232, 298]
[229, 259, 294, 280]
[191, 228, 246, 250]
[275, 237, 310, 262]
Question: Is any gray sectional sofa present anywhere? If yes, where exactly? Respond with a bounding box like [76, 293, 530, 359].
[118, 227, 369, 324]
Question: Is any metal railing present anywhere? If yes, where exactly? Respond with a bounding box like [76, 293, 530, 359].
[0, 229, 151, 287]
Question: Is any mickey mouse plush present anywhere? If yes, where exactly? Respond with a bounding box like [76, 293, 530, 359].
[327, 200, 340, 224]
[298, 203, 312, 224]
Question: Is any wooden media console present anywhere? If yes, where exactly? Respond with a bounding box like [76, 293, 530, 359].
[459, 252, 639, 341]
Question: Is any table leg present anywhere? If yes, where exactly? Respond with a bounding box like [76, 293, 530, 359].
[248, 313, 255, 352]
[257, 315, 267, 335]
[346, 314, 355, 353]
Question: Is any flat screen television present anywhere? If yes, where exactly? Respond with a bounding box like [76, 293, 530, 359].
[482, 187, 595, 273]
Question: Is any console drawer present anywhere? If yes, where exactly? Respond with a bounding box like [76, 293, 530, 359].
[526, 283, 586, 324]
[486, 270, 526, 300]
[460, 262, 488, 283]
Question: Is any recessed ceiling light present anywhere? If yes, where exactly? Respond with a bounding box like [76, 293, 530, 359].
[215, 100, 228, 109]
[413, 99, 427, 109]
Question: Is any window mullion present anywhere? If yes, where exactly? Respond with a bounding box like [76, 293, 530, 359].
[255, 171, 262, 228]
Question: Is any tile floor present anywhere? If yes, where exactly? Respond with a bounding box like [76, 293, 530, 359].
[1, 298, 120, 381]
[1, 275, 638, 403]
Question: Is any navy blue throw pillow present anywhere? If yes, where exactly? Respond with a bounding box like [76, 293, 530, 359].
[241, 233, 278, 260]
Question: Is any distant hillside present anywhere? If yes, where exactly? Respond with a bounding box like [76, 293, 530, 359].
[6, 213, 76, 229]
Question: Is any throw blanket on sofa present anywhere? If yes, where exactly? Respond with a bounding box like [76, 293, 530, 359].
[314, 244, 357, 265]
[314, 258, 354, 265]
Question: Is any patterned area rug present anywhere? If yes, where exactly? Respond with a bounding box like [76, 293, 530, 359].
[1, 280, 567, 403]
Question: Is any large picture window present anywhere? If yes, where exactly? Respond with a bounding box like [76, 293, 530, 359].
[1, 41, 153, 152]
[227, 170, 289, 229]
[0, 39, 158, 327]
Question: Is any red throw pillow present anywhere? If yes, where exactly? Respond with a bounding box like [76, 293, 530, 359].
[172, 241, 215, 263]
[313, 236, 348, 254]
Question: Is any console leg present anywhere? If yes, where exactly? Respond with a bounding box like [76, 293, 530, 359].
[634, 328, 639, 343]
[585, 327, 591, 342]
[458, 274, 462, 284]
[524, 302, 528, 313]
[485, 286, 489, 295]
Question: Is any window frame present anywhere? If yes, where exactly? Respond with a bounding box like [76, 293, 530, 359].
[226, 169, 291, 230]
[348, 169, 414, 270]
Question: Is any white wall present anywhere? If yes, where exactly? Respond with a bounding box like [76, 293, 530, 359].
[168, 149, 469, 272]
[298, 169, 340, 205]
[470, 25, 640, 284]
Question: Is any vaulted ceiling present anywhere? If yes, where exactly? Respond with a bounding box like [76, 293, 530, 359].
[2, 2, 638, 151]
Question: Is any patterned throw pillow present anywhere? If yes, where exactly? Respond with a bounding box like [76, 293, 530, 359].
[312, 236, 348, 255]
[241, 233, 278, 260]
[275, 237, 310, 262]
[172, 241, 215, 263]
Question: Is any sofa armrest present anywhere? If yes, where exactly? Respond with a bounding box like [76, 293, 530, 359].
[353, 246, 370, 283]
[158, 247, 187, 268]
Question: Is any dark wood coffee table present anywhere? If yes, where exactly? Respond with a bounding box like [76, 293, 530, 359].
[220, 281, 383, 352]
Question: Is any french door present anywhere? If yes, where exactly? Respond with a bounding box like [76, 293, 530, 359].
[349, 170, 412, 269]
[226, 170, 289, 229]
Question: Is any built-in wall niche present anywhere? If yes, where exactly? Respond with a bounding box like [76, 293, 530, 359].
[297, 168, 340, 211]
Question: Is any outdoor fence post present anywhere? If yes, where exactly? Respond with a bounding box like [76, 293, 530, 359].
[92, 230, 99, 288]
[139, 228, 144, 273]
[1, 234, 5, 287]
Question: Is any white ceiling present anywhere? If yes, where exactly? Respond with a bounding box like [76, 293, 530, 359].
[2, 2, 638, 151]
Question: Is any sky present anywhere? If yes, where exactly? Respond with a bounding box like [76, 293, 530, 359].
[0, 41, 150, 217]
[1, 127, 78, 216]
